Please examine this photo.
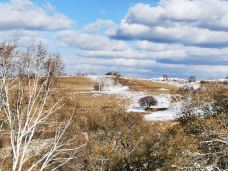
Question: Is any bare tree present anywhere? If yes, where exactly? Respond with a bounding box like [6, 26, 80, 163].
[93, 76, 108, 91]
[162, 74, 168, 81]
[105, 71, 121, 85]
[93, 82, 104, 91]
[0, 42, 85, 171]
[93, 76, 119, 92]
[43, 53, 64, 77]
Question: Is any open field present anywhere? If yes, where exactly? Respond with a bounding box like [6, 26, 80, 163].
[1, 0, 228, 170]
[54, 76, 94, 92]
[119, 77, 179, 95]
[0, 75, 227, 170]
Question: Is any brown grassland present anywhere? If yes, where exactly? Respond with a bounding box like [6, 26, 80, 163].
[0, 76, 227, 170]
[118, 77, 178, 95]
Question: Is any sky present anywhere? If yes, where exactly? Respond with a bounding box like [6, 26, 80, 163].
[0, 0, 228, 79]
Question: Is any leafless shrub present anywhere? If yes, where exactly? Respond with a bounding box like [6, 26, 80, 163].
[105, 71, 121, 85]
[174, 83, 228, 170]
[93, 77, 107, 91]
[163, 74, 168, 81]
[0, 42, 84, 171]
[177, 83, 228, 123]
[93, 76, 114, 91]
[43, 53, 64, 77]
[93, 82, 104, 91]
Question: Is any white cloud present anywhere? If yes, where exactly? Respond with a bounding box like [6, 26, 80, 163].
[78, 47, 186, 59]
[136, 40, 228, 61]
[0, 0, 72, 48]
[157, 63, 228, 78]
[66, 57, 156, 67]
[0, 0, 227, 79]
[0, 29, 47, 47]
[0, 0, 72, 31]
[62, 0, 228, 78]
[114, 0, 228, 47]
[57, 30, 128, 51]
[83, 19, 116, 36]
[126, 0, 228, 29]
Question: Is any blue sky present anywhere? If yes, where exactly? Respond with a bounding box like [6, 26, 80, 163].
[0, 0, 228, 79]
[35, 0, 157, 26]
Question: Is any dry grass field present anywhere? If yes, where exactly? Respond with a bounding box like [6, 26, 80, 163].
[54, 76, 94, 92]
[119, 77, 178, 95]
[0, 76, 177, 148]
[53, 76, 178, 94]
[2, 76, 226, 170]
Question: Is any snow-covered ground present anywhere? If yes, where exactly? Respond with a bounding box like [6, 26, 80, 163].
[150, 77, 186, 87]
[87, 75, 182, 121]
[127, 93, 182, 121]
[87, 75, 228, 121]
[144, 101, 182, 121]
[151, 77, 201, 90]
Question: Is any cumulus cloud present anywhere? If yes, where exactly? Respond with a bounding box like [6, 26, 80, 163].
[78, 47, 186, 59]
[64, 53, 228, 79]
[83, 19, 116, 36]
[0, 0, 72, 31]
[57, 30, 128, 51]
[155, 63, 228, 78]
[0, 0, 73, 48]
[0, 0, 227, 79]
[137, 40, 228, 62]
[66, 57, 156, 67]
[54, 0, 228, 78]
[113, 0, 228, 47]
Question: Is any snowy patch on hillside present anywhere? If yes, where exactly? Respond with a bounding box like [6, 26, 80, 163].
[127, 93, 182, 121]
[183, 82, 201, 90]
[88, 75, 128, 93]
[151, 77, 186, 87]
[87, 75, 181, 121]
[144, 101, 182, 121]
[150, 77, 202, 90]
[203, 79, 228, 82]
[144, 109, 175, 121]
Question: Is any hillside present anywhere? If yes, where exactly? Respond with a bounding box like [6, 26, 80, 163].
[0, 75, 227, 170]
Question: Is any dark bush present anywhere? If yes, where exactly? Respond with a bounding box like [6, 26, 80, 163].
[188, 76, 196, 82]
[105, 71, 121, 77]
[138, 96, 158, 110]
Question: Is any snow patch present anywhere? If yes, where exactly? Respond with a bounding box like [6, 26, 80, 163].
[144, 101, 182, 121]
[87, 76, 181, 121]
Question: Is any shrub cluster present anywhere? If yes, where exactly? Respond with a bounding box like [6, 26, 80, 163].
[105, 71, 121, 77]
[93, 82, 104, 91]
[174, 83, 228, 170]
[44, 82, 228, 170]
[188, 76, 196, 82]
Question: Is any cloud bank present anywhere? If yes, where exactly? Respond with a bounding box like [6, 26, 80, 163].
[0, 0, 227, 79]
